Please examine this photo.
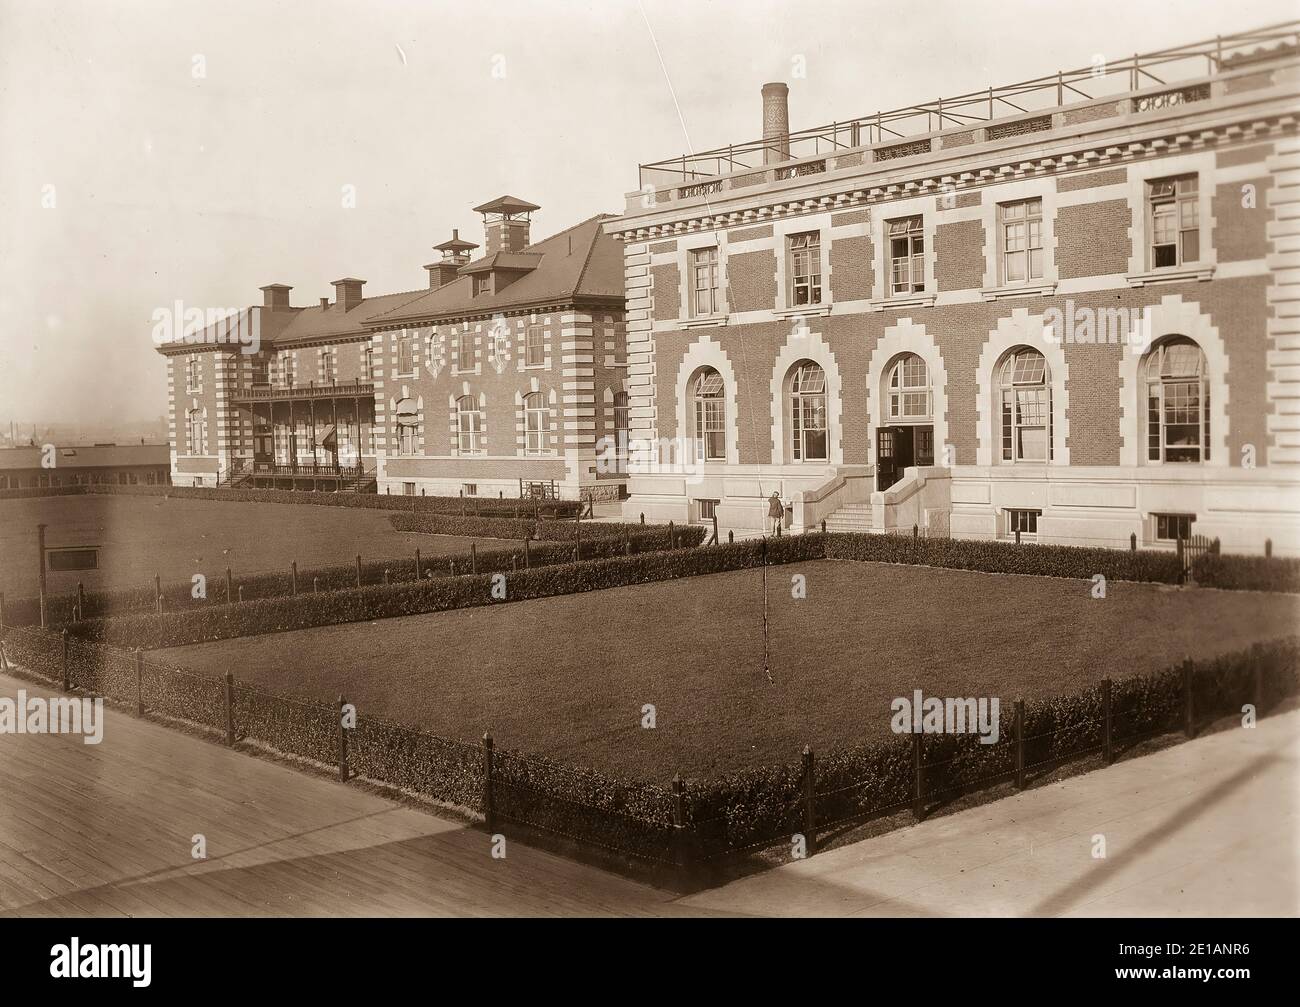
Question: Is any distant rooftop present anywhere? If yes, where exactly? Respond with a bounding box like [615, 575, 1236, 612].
[0, 444, 170, 470]
[638, 20, 1300, 187]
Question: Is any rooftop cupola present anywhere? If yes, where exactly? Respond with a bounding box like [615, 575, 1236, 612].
[473, 195, 540, 255]
[425, 229, 480, 289]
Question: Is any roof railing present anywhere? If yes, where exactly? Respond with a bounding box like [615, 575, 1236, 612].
[638, 20, 1300, 187]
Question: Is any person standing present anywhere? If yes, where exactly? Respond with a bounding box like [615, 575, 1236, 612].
[767, 490, 783, 536]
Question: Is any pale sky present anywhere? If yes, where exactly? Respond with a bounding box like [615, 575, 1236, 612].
[1, 0, 1295, 425]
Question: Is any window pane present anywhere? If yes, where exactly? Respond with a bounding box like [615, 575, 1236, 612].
[1181, 228, 1199, 263]
[1017, 426, 1048, 461]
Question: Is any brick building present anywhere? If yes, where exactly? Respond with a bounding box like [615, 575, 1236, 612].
[608, 23, 1300, 553]
[156, 196, 629, 501]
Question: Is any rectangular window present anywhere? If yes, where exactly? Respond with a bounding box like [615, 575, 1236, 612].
[888, 217, 925, 295]
[788, 232, 822, 306]
[398, 424, 416, 455]
[999, 199, 1044, 284]
[362, 345, 374, 380]
[696, 499, 718, 522]
[525, 326, 545, 367]
[1148, 175, 1199, 268]
[185, 356, 201, 392]
[1007, 509, 1040, 536]
[321, 349, 335, 383]
[457, 337, 474, 372]
[692, 247, 720, 315]
[397, 336, 414, 375]
[1155, 513, 1195, 542]
[463, 483, 478, 497]
[403, 482, 415, 496]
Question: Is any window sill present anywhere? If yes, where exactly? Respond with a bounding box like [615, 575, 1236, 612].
[682, 315, 729, 328]
[774, 304, 831, 319]
[869, 293, 936, 311]
[981, 281, 1057, 301]
[1126, 264, 1215, 287]
[522, 362, 548, 370]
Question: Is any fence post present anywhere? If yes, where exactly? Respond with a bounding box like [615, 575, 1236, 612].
[226, 567, 233, 604]
[471, 543, 478, 575]
[414, 548, 421, 580]
[291, 561, 298, 596]
[912, 732, 924, 820]
[223, 671, 235, 747]
[383, 569, 390, 585]
[313, 577, 319, 593]
[712, 514, 719, 546]
[155, 574, 162, 614]
[728, 530, 734, 544]
[640, 512, 645, 525]
[1130, 532, 1137, 552]
[1014, 698, 1025, 790]
[1102, 678, 1113, 765]
[135, 648, 145, 716]
[237, 586, 243, 603]
[337, 696, 349, 782]
[1265, 538, 1273, 558]
[482, 733, 496, 832]
[76, 581, 86, 621]
[1183, 657, 1194, 738]
[671, 774, 695, 886]
[1252, 643, 1264, 718]
[355, 554, 362, 588]
[523, 538, 531, 569]
[61, 628, 70, 692]
[668, 520, 675, 549]
[1176, 536, 1185, 580]
[0, 590, 5, 628]
[821, 519, 826, 534]
[1015, 527, 1021, 545]
[913, 523, 919, 541]
[802, 746, 817, 855]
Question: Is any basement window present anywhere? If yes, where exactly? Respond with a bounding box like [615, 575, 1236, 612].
[1155, 513, 1195, 542]
[1006, 509, 1040, 538]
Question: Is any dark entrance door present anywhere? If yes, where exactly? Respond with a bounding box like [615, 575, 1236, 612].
[876, 425, 934, 490]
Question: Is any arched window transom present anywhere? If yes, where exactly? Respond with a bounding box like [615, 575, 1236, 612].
[998, 348, 1051, 463]
[790, 361, 828, 462]
[691, 368, 726, 461]
[456, 395, 483, 455]
[887, 354, 931, 422]
[1145, 337, 1209, 463]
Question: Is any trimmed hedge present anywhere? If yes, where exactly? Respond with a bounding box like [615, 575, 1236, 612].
[0, 486, 89, 500]
[78, 482, 582, 517]
[389, 511, 708, 545]
[3, 528, 711, 628]
[4, 620, 1295, 878]
[686, 636, 1300, 860]
[64, 535, 826, 649]
[1192, 553, 1300, 594]
[824, 532, 1186, 584]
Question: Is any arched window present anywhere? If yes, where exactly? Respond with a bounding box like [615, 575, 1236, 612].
[690, 368, 726, 461]
[187, 409, 204, 455]
[613, 391, 630, 455]
[1145, 337, 1209, 463]
[524, 392, 548, 455]
[887, 353, 931, 421]
[457, 395, 483, 455]
[790, 361, 828, 462]
[998, 348, 1051, 462]
[395, 397, 418, 455]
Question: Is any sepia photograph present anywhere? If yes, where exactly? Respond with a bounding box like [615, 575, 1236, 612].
[0, 0, 1296, 979]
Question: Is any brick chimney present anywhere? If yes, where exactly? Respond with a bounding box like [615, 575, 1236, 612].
[762, 82, 790, 165]
[331, 277, 365, 312]
[473, 195, 540, 255]
[259, 284, 293, 311]
[425, 229, 479, 289]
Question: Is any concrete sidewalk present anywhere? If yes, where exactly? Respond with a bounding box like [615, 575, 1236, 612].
[681, 709, 1300, 917]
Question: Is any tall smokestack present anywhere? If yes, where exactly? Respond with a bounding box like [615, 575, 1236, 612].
[762, 82, 790, 165]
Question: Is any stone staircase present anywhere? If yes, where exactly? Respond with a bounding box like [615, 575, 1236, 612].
[821, 501, 873, 532]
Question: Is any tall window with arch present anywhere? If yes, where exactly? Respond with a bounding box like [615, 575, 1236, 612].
[877, 352, 934, 490]
[457, 395, 483, 455]
[613, 390, 630, 463]
[1145, 337, 1209, 463]
[790, 361, 828, 462]
[887, 354, 932, 422]
[524, 392, 548, 455]
[998, 348, 1051, 463]
[691, 368, 726, 462]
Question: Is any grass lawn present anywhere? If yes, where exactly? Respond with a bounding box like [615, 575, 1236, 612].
[153, 559, 1300, 782]
[0, 495, 510, 597]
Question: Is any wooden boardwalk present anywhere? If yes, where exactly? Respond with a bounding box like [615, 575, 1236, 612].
[0, 672, 709, 917]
